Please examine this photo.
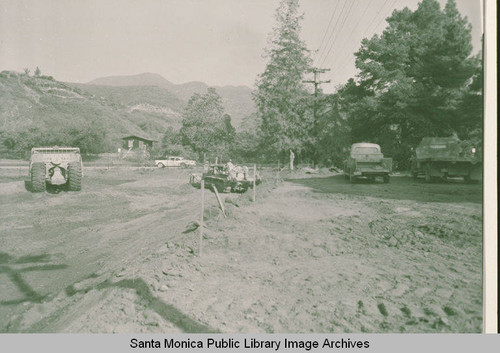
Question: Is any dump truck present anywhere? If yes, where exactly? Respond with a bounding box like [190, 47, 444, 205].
[343, 143, 392, 183]
[29, 147, 83, 192]
[411, 137, 482, 182]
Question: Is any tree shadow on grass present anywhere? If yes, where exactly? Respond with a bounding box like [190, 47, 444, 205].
[286, 175, 482, 204]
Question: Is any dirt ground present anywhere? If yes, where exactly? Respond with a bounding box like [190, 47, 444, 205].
[0, 164, 483, 333]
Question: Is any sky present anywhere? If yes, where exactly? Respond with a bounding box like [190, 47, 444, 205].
[0, 0, 483, 92]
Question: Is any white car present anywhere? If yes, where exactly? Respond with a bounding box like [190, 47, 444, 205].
[154, 156, 196, 168]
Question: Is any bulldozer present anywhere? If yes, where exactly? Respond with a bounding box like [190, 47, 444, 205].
[29, 147, 83, 192]
[190, 162, 261, 193]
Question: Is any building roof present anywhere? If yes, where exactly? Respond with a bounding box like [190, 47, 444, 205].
[121, 135, 156, 142]
[351, 142, 381, 149]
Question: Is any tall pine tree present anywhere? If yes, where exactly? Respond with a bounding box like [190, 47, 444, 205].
[254, 0, 313, 162]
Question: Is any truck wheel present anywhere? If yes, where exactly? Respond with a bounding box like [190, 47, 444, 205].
[180, 163, 187, 168]
[424, 165, 432, 182]
[31, 163, 46, 192]
[464, 175, 474, 184]
[383, 175, 390, 183]
[67, 162, 82, 191]
[157, 163, 165, 168]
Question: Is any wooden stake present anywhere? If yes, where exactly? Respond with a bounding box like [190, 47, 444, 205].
[277, 160, 280, 184]
[212, 185, 226, 217]
[252, 164, 256, 202]
[199, 180, 205, 256]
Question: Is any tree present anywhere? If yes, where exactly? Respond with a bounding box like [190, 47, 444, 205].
[180, 88, 234, 161]
[254, 0, 313, 162]
[315, 88, 352, 168]
[34, 67, 41, 77]
[344, 0, 480, 169]
[232, 113, 262, 162]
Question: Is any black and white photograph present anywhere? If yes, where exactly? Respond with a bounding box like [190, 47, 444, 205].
[0, 0, 495, 336]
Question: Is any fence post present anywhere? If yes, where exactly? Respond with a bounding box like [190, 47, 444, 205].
[253, 164, 256, 202]
[212, 185, 226, 217]
[199, 180, 205, 256]
[276, 160, 280, 184]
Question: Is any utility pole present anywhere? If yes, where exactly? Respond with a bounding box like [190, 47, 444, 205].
[303, 68, 330, 166]
[304, 68, 331, 97]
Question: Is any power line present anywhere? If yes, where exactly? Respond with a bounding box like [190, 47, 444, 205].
[330, 0, 396, 79]
[319, 0, 356, 68]
[332, 0, 390, 70]
[314, 0, 341, 67]
[315, 0, 349, 68]
[321, 0, 368, 71]
[329, 0, 396, 82]
[325, 0, 374, 72]
[317, 0, 352, 67]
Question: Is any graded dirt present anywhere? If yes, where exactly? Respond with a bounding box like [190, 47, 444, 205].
[0, 166, 482, 333]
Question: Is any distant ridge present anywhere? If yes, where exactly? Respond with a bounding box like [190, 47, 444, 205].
[87, 72, 175, 89]
[87, 73, 256, 127]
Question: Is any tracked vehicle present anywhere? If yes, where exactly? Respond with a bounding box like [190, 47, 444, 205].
[190, 163, 261, 193]
[29, 147, 83, 192]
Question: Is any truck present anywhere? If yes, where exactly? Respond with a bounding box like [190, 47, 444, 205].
[29, 147, 83, 192]
[411, 137, 482, 182]
[343, 143, 392, 183]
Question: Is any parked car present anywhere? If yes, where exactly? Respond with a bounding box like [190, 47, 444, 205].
[154, 156, 196, 168]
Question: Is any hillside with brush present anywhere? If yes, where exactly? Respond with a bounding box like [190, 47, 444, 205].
[0, 71, 184, 157]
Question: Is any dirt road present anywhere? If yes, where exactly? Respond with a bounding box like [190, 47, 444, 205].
[0, 166, 482, 332]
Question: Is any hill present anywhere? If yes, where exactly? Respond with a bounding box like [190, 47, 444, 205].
[0, 71, 256, 158]
[87, 72, 176, 91]
[87, 73, 256, 127]
[67, 82, 185, 117]
[0, 71, 184, 157]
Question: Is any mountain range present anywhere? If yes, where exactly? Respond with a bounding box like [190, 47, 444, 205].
[86, 72, 255, 126]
